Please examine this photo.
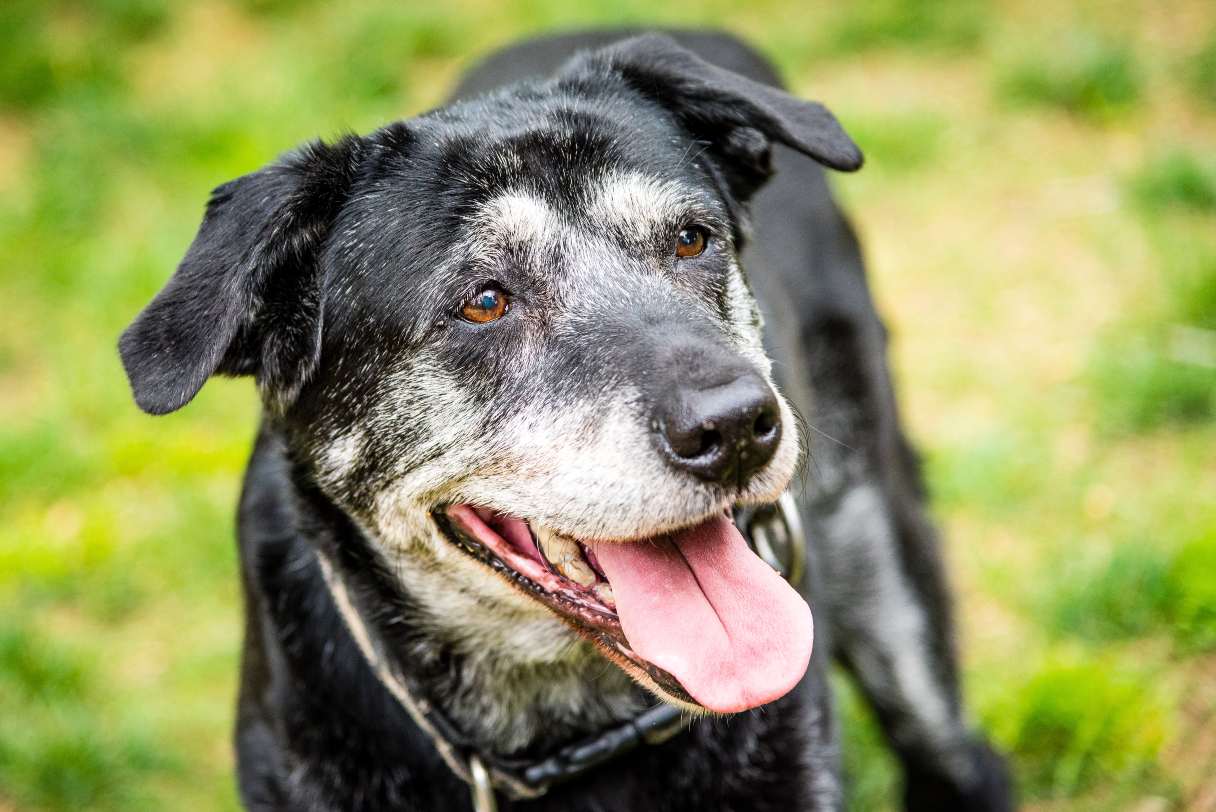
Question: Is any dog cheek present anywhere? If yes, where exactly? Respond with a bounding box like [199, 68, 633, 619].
[363, 364, 503, 502]
[315, 429, 367, 494]
[367, 493, 558, 624]
[368, 491, 440, 556]
[393, 525, 581, 652]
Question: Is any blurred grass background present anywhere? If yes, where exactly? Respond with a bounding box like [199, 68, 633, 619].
[1, 0, 1214, 809]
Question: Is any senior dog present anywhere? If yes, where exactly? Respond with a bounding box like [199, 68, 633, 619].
[120, 30, 1012, 811]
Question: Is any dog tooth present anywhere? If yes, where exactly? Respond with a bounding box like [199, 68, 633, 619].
[594, 583, 615, 607]
[536, 527, 596, 585]
[557, 556, 597, 587]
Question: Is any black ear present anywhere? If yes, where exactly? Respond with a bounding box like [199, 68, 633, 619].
[119, 136, 364, 415]
[585, 33, 862, 196]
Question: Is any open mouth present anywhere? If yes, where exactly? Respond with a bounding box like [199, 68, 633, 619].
[433, 504, 814, 714]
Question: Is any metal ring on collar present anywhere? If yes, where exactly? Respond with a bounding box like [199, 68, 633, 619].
[742, 491, 806, 585]
[470, 755, 498, 812]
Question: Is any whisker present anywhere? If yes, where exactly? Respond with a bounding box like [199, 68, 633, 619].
[804, 420, 854, 452]
[786, 402, 817, 485]
[677, 139, 712, 171]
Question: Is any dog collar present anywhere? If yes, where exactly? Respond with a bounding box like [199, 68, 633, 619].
[318, 492, 805, 811]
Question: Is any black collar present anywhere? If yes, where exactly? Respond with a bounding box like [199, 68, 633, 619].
[443, 700, 687, 799]
[319, 494, 805, 810]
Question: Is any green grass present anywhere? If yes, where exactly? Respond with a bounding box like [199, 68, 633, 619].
[1042, 539, 1176, 643]
[817, 0, 984, 56]
[1169, 532, 1216, 651]
[1128, 149, 1216, 214]
[2, 1, 1215, 810]
[0, 622, 176, 811]
[1087, 195, 1216, 434]
[836, 110, 946, 174]
[928, 430, 1052, 517]
[983, 654, 1169, 801]
[1187, 31, 1216, 107]
[1088, 334, 1216, 433]
[1040, 527, 1216, 653]
[996, 31, 1141, 119]
[1171, 263, 1216, 333]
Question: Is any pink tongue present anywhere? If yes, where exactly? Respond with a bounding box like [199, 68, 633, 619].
[593, 515, 813, 713]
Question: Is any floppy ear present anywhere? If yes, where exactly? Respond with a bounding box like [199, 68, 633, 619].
[119, 136, 364, 415]
[587, 33, 862, 198]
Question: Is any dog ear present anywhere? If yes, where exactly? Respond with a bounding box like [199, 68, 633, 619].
[119, 136, 364, 415]
[590, 33, 862, 198]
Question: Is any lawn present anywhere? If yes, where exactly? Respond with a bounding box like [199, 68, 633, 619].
[1, 1, 1214, 809]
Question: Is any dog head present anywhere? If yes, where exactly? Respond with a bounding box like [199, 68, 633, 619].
[120, 34, 861, 720]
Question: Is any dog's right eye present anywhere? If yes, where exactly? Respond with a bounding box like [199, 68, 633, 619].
[460, 287, 509, 324]
[675, 226, 708, 259]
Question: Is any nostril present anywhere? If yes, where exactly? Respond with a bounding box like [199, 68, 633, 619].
[666, 421, 721, 460]
[694, 426, 721, 458]
[659, 414, 724, 461]
[753, 408, 777, 439]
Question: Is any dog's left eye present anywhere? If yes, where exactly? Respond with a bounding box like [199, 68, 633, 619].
[675, 226, 708, 259]
[460, 287, 509, 324]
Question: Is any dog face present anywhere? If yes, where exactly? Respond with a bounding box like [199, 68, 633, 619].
[308, 100, 795, 536]
[120, 35, 861, 721]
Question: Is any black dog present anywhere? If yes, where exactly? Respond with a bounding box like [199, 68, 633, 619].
[120, 30, 1012, 811]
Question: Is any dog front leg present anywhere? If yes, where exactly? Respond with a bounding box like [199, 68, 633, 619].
[798, 309, 1013, 812]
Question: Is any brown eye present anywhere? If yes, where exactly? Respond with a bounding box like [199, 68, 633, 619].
[675, 226, 708, 259]
[460, 287, 509, 324]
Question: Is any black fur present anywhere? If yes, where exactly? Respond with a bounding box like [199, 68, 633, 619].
[119, 137, 365, 415]
[121, 30, 1013, 811]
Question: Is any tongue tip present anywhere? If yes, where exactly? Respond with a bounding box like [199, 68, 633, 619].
[682, 602, 814, 713]
[694, 684, 800, 714]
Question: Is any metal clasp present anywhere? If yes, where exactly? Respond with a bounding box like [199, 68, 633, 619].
[742, 491, 806, 585]
[469, 755, 498, 812]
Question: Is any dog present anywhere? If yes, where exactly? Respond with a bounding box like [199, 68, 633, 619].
[119, 30, 1013, 811]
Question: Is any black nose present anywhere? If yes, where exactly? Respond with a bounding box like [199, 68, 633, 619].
[656, 373, 782, 486]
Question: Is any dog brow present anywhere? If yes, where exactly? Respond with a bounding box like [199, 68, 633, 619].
[474, 191, 557, 245]
[588, 171, 698, 231]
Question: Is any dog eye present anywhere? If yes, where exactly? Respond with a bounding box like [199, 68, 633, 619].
[460, 287, 509, 324]
[675, 226, 708, 259]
